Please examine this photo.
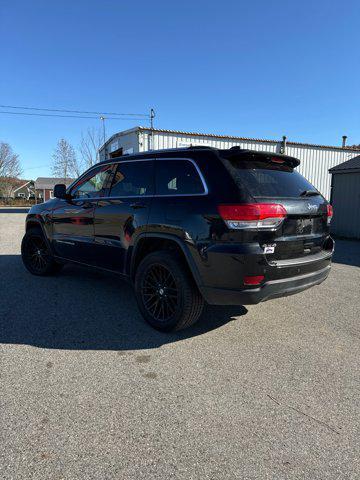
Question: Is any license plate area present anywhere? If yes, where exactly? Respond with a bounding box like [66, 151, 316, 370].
[282, 216, 326, 237]
[295, 218, 313, 235]
[266, 236, 325, 262]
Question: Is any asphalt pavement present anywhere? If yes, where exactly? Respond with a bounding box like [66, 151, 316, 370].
[1, 209, 360, 479]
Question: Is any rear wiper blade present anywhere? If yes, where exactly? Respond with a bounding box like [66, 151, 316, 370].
[300, 190, 320, 197]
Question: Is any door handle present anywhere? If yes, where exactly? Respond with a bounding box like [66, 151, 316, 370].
[130, 202, 147, 209]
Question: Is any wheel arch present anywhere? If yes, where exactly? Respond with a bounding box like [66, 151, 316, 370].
[26, 219, 43, 232]
[25, 218, 53, 253]
[130, 233, 203, 289]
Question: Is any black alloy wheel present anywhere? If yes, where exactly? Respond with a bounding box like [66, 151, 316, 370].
[135, 250, 204, 331]
[21, 228, 62, 276]
[141, 263, 179, 322]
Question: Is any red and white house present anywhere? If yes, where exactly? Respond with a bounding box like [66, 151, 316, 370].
[34, 177, 75, 202]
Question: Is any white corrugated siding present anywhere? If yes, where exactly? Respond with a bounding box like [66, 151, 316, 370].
[287, 145, 358, 202]
[139, 130, 360, 199]
[100, 129, 139, 161]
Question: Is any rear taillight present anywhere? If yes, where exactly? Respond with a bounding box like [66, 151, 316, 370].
[327, 204, 333, 225]
[218, 203, 287, 230]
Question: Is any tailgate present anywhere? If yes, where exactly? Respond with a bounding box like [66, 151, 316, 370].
[259, 197, 332, 263]
[219, 151, 333, 263]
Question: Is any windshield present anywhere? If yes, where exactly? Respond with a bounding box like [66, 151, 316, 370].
[223, 159, 319, 198]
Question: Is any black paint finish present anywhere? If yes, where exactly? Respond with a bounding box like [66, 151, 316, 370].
[24, 147, 333, 305]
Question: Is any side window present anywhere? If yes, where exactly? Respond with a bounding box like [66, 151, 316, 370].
[110, 161, 154, 197]
[155, 159, 205, 195]
[71, 166, 113, 199]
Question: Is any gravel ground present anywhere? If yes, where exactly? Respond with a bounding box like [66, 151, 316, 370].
[1, 209, 360, 480]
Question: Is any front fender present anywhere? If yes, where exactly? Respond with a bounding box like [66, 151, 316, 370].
[25, 212, 53, 254]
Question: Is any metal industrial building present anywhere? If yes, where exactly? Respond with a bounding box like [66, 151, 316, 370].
[329, 156, 360, 239]
[99, 127, 360, 200]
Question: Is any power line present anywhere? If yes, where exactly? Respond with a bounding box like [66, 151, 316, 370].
[0, 104, 149, 117]
[0, 110, 147, 121]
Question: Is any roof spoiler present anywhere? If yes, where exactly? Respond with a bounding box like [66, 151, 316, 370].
[221, 146, 300, 168]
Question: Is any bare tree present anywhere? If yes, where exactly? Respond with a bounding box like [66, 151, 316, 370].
[51, 130, 102, 181]
[0, 142, 22, 198]
[51, 139, 78, 179]
[79, 127, 103, 170]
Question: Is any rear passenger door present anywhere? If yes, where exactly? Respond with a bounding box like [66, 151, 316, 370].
[93, 160, 154, 273]
[149, 158, 209, 241]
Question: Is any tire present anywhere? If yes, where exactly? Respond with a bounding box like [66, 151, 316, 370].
[21, 227, 63, 276]
[134, 250, 204, 332]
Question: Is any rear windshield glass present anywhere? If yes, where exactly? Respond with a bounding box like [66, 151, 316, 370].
[223, 159, 319, 198]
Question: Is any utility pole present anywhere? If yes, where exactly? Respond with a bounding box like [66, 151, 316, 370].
[148, 109, 156, 151]
[150, 108, 155, 129]
[100, 116, 106, 143]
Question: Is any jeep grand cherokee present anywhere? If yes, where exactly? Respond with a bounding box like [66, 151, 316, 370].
[21, 147, 333, 331]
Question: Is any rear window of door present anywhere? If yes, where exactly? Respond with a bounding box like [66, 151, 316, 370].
[109, 160, 154, 197]
[155, 159, 206, 196]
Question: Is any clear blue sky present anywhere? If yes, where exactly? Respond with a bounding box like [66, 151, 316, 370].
[1, 0, 359, 178]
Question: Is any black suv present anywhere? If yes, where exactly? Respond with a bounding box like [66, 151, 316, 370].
[22, 147, 334, 331]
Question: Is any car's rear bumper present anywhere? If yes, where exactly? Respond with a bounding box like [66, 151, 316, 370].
[201, 264, 331, 305]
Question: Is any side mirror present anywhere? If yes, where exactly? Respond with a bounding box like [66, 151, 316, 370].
[54, 184, 68, 199]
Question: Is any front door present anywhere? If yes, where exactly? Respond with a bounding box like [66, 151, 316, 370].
[51, 165, 114, 264]
[93, 160, 154, 272]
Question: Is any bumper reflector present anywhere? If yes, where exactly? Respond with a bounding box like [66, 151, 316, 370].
[244, 275, 265, 286]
